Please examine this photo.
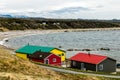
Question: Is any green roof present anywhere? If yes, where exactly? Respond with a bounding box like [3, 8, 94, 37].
[15, 45, 55, 54]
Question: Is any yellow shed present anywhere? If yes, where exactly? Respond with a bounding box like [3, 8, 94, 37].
[16, 53, 29, 60]
[15, 45, 42, 60]
[51, 48, 66, 61]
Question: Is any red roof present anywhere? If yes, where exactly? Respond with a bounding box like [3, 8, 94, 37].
[70, 52, 108, 64]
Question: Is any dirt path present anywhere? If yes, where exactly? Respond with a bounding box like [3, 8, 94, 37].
[40, 65, 120, 79]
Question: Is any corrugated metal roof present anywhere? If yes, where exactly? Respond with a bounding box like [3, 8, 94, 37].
[15, 45, 54, 54]
[70, 52, 108, 64]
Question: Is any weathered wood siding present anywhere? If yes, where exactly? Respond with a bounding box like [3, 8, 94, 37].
[46, 54, 61, 66]
[31, 58, 44, 63]
[97, 58, 116, 72]
[16, 53, 29, 60]
[70, 60, 96, 71]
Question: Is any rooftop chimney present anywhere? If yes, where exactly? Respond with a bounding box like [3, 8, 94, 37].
[88, 51, 90, 56]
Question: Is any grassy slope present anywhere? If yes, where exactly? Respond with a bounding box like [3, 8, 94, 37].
[0, 46, 119, 80]
[0, 46, 63, 80]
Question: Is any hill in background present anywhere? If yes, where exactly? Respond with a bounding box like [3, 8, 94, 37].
[0, 18, 120, 31]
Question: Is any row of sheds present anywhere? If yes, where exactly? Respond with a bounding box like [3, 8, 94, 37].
[15, 45, 116, 72]
[15, 45, 66, 66]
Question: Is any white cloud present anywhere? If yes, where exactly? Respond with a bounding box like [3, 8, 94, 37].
[0, 0, 120, 19]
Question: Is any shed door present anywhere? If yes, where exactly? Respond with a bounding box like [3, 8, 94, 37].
[81, 63, 84, 70]
[45, 59, 49, 64]
[73, 61, 76, 66]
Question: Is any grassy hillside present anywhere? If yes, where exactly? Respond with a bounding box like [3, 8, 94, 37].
[0, 46, 62, 80]
[0, 45, 120, 80]
[0, 18, 119, 31]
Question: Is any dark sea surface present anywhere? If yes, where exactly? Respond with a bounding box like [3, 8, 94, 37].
[4, 30, 120, 62]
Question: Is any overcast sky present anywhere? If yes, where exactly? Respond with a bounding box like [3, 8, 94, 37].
[0, 0, 120, 19]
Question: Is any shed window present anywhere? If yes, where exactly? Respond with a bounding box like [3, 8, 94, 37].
[39, 55, 42, 57]
[99, 64, 103, 70]
[53, 58, 56, 62]
[62, 53, 64, 56]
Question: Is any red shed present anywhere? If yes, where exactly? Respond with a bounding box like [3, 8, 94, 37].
[70, 52, 116, 72]
[28, 51, 61, 66]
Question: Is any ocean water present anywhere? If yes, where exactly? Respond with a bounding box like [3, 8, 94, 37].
[4, 30, 120, 62]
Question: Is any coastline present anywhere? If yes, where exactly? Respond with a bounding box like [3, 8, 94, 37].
[0, 27, 120, 46]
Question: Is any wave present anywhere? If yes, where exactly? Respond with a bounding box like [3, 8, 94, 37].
[0, 38, 9, 45]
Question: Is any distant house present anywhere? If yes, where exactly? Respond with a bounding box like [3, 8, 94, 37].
[28, 51, 61, 66]
[15, 45, 66, 61]
[69, 52, 116, 72]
